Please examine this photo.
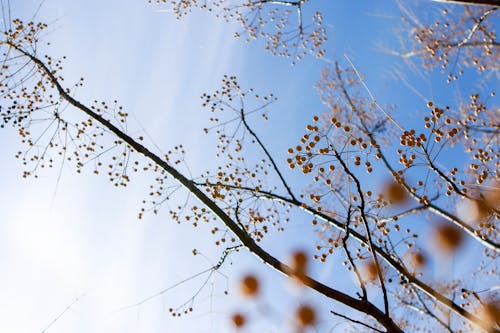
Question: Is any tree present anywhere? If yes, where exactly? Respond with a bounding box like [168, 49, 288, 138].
[1, 1, 498, 332]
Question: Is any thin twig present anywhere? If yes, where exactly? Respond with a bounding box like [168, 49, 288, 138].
[41, 291, 87, 333]
[239, 107, 297, 200]
[115, 245, 242, 312]
[332, 147, 390, 315]
[344, 55, 403, 131]
[342, 206, 367, 300]
[10, 45, 405, 333]
[330, 310, 385, 333]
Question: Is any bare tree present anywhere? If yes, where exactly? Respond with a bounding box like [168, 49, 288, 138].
[1, 1, 498, 332]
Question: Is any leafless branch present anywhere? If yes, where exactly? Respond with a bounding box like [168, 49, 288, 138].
[41, 291, 87, 333]
[431, 0, 500, 7]
[333, 61, 500, 253]
[239, 107, 297, 200]
[192, 181, 494, 331]
[9, 43, 405, 333]
[330, 309, 385, 333]
[342, 206, 367, 301]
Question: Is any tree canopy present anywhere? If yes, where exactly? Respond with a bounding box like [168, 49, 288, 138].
[1, 1, 499, 332]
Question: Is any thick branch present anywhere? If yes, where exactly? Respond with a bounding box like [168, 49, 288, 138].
[196, 181, 497, 332]
[431, 0, 500, 7]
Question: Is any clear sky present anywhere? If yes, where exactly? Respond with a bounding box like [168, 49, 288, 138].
[0, 1, 497, 333]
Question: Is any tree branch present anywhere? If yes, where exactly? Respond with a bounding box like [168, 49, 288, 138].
[239, 107, 297, 200]
[342, 206, 368, 301]
[333, 61, 500, 253]
[330, 309, 385, 333]
[10, 44, 405, 333]
[430, 0, 500, 7]
[422, 146, 500, 216]
[194, 181, 498, 332]
[332, 146, 390, 315]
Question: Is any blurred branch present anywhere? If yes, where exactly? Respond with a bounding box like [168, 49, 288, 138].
[431, 0, 500, 7]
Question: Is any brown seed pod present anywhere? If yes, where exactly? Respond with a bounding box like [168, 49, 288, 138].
[383, 181, 408, 205]
[231, 312, 246, 328]
[240, 275, 259, 297]
[296, 304, 316, 327]
[434, 224, 464, 253]
[408, 251, 427, 269]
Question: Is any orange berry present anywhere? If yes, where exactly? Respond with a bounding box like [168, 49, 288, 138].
[231, 313, 246, 328]
[383, 181, 408, 205]
[434, 224, 463, 253]
[240, 275, 259, 297]
[296, 304, 316, 327]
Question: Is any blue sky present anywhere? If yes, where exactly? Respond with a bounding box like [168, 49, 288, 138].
[0, 1, 326, 332]
[1, 1, 498, 332]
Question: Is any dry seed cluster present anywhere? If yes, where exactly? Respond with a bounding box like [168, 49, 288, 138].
[410, 7, 498, 77]
[150, 0, 326, 60]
